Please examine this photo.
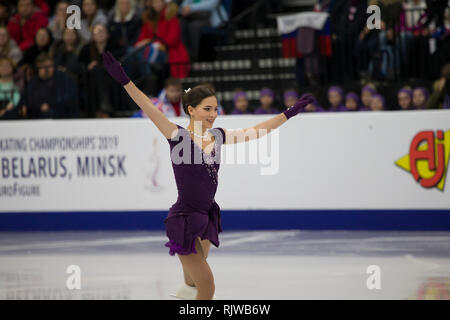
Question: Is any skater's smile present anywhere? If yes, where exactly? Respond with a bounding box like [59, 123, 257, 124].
[187, 96, 218, 132]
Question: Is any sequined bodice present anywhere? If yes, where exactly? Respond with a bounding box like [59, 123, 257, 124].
[166, 124, 225, 214]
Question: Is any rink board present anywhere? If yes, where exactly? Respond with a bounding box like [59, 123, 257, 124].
[0, 111, 449, 230]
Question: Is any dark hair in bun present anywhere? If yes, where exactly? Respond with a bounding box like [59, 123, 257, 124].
[182, 85, 216, 117]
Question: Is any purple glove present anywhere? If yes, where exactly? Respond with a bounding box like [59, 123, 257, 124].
[283, 93, 315, 119]
[102, 51, 130, 86]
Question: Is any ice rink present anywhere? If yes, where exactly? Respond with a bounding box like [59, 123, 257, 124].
[0, 230, 449, 300]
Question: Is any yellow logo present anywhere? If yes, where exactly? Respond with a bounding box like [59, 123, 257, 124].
[395, 130, 450, 191]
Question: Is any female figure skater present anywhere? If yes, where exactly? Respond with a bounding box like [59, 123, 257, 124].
[102, 51, 314, 300]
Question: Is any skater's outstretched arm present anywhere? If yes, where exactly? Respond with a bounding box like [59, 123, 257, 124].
[102, 51, 177, 140]
[223, 94, 315, 144]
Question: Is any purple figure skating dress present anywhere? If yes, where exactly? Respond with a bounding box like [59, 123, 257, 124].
[164, 124, 226, 256]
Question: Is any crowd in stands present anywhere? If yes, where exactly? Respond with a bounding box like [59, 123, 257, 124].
[0, 0, 448, 121]
[227, 70, 449, 115]
[0, 0, 229, 119]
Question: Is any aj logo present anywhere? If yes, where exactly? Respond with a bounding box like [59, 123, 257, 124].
[395, 130, 449, 191]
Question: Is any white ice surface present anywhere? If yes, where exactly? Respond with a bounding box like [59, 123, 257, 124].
[0, 230, 449, 299]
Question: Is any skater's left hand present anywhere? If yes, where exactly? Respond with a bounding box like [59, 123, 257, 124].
[102, 51, 130, 86]
[283, 93, 316, 119]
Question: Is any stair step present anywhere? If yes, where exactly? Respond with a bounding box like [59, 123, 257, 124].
[215, 90, 269, 102]
[191, 58, 295, 72]
[234, 28, 279, 39]
[184, 73, 295, 82]
[215, 42, 281, 52]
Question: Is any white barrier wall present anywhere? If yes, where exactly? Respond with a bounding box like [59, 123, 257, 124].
[0, 110, 449, 214]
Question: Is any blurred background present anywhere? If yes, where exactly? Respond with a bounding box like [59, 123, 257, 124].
[0, 0, 448, 119]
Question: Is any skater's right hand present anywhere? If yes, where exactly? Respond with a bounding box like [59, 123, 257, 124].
[102, 51, 130, 86]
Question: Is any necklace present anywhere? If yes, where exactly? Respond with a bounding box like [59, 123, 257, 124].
[187, 128, 211, 139]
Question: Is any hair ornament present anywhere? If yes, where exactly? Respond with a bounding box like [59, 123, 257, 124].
[184, 88, 191, 93]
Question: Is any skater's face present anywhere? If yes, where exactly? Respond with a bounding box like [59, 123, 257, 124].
[345, 98, 358, 110]
[361, 91, 372, 106]
[370, 97, 384, 111]
[412, 89, 426, 108]
[166, 85, 182, 103]
[398, 92, 411, 110]
[260, 95, 273, 108]
[235, 96, 248, 111]
[188, 96, 218, 129]
[284, 96, 297, 109]
[328, 91, 342, 107]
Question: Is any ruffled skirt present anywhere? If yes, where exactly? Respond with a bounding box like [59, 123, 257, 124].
[164, 202, 222, 256]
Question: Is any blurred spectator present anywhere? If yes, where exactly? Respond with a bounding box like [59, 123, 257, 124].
[21, 53, 79, 119]
[179, 0, 229, 62]
[344, 92, 361, 111]
[0, 0, 13, 27]
[330, 0, 368, 81]
[48, 0, 70, 41]
[415, 0, 448, 38]
[397, 87, 413, 110]
[412, 87, 429, 109]
[107, 0, 142, 59]
[78, 23, 122, 117]
[369, 93, 385, 111]
[7, 0, 49, 51]
[254, 88, 278, 114]
[305, 100, 326, 112]
[0, 26, 23, 64]
[132, 76, 185, 117]
[283, 89, 298, 110]
[354, 0, 402, 80]
[18, 27, 53, 70]
[79, 23, 122, 70]
[131, 0, 190, 79]
[360, 84, 376, 111]
[426, 63, 450, 109]
[71, 0, 116, 11]
[355, 24, 380, 81]
[79, 0, 108, 42]
[375, 0, 403, 30]
[52, 27, 83, 79]
[396, 1, 426, 78]
[327, 86, 346, 111]
[34, 0, 50, 17]
[155, 76, 185, 116]
[231, 90, 251, 115]
[403, 0, 427, 30]
[0, 57, 21, 119]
